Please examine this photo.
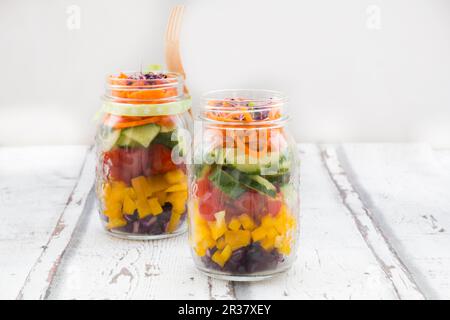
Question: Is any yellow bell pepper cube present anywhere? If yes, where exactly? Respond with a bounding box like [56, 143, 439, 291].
[261, 236, 275, 251]
[274, 214, 287, 234]
[125, 187, 137, 200]
[165, 182, 188, 193]
[148, 197, 163, 215]
[239, 214, 255, 230]
[261, 214, 275, 228]
[228, 218, 242, 231]
[106, 218, 127, 230]
[102, 183, 112, 198]
[208, 211, 227, 240]
[224, 230, 251, 251]
[122, 194, 137, 215]
[201, 236, 216, 249]
[193, 224, 211, 243]
[211, 244, 233, 267]
[251, 226, 267, 242]
[110, 181, 127, 203]
[209, 222, 227, 240]
[103, 206, 122, 220]
[221, 244, 232, 261]
[173, 202, 186, 215]
[166, 191, 188, 204]
[267, 227, 278, 239]
[153, 191, 167, 206]
[164, 169, 186, 184]
[195, 245, 207, 257]
[167, 212, 182, 233]
[193, 211, 208, 229]
[216, 237, 226, 250]
[167, 191, 188, 214]
[275, 235, 292, 255]
[147, 175, 170, 194]
[136, 197, 152, 219]
[131, 176, 152, 199]
[194, 236, 215, 257]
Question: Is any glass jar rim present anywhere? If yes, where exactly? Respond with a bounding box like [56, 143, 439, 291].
[199, 89, 289, 126]
[104, 70, 186, 104]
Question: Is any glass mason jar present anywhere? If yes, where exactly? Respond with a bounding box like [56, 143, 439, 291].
[188, 89, 300, 280]
[95, 71, 192, 240]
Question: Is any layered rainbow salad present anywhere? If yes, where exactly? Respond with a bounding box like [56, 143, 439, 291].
[190, 96, 299, 276]
[96, 71, 189, 237]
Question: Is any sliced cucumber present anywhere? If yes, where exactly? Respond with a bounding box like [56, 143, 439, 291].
[215, 147, 289, 175]
[152, 131, 178, 149]
[122, 123, 160, 148]
[227, 169, 277, 198]
[265, 172, 290, 186]
[208, 168, 246, 199]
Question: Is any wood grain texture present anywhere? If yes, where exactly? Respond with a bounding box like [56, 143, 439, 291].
[338, 144, 450, 299]
[320, 145, 424, 300]
[2, 144, 450, 300]
[48, 144, 401, 299]
[47, 201, 235, 300]
[233, 145, 399, 299]
[0, 146, 88, 300]
[16, 147, 95, 300]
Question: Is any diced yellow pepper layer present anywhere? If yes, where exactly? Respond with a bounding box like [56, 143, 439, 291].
[123, 194, 137, 215]
[224, 230, 251, 251]
[101, 171, 188, 229]
[239, 214, 255, 230]
[190, 203, 297, 259]
[148, 197, 163, 215]
[228, 218, 242, 231]
[167, 191, 188, 215]
[131, 176, 151, 199]
[147, 175, 170, 194]
[208, 211, 227, 240]
[164, 169, 186, 184]
[167, 212, 182, 233]
[106, 218, 127, 230]
[165, 182, 188, 193]
[212, 244, 232, 267]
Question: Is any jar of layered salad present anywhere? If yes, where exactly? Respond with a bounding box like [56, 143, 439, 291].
[189, 89, 300, 280]
[96, 71, 191, 239]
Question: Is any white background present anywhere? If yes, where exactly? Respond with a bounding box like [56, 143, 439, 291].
[1, 0, 449, 146]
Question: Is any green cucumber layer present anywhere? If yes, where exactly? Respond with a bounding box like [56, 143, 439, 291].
[208, 168, 246, 199]
[227, 169, 277, 198]
[122, 123, 160, 148]
[214, 148, 290, 175]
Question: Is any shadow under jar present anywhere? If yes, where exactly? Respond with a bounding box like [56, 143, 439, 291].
[189, 89, 300, 281]
[96, 71, 192, 240]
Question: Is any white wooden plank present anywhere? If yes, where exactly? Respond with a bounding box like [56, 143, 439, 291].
[233, 144, 400, 299]
[16, 147, 95, 300]
[320, 145, 425, 300]
[0, 146, 88, 300]
[339, 144, 450, 299]
[47, 192, 234, 300]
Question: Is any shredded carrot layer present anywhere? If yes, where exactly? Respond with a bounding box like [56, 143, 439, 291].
[204, 99, 284, 158]
[103, 114, 176, 130]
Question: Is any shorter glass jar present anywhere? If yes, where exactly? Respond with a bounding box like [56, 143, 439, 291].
[188, 89, 300, 280]
[95, 71, 191, 240]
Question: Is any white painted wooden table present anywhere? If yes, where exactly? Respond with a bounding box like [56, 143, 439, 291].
[1, 144, 450, 300]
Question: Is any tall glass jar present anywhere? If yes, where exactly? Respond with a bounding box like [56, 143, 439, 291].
[95, 71, 192, 240]
[188, 89, 300, 280]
